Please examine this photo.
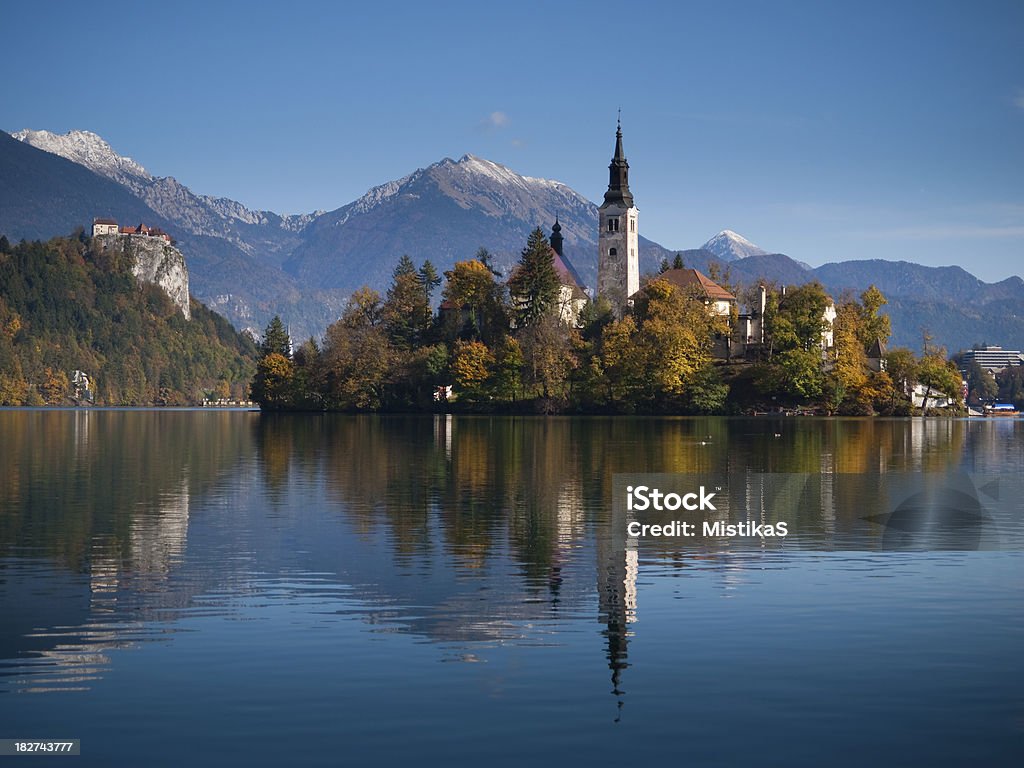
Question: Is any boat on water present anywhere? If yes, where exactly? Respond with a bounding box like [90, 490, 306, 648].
[982, 403, 1020, 417]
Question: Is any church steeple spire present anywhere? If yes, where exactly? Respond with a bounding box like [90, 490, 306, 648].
[550, 217, 564, 257]
[604, 117, 633, 208]
[597, 116, 639, 315]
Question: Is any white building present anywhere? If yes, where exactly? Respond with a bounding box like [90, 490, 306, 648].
[92, 217, 119, 236]
[960, 345, 1024, 373]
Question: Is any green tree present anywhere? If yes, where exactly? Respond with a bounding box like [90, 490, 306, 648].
[965, 360, 997, 404]
[508, 228, 560, 328]
[488, 336, 523, 402]
[383, 256, 429, 349]
[290, 337, 323, 409]
[687, 365, 729, 414]
[770, 282, 831, 353]
[917, 352, 963, 412]
[883, 347, 917, 411]
[417, 260, 441, 319]
[996, 366, 1024, 408]
[260, 316, 291, 359]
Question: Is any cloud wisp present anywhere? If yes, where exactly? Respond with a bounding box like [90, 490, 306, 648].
[477, 111, 510, 132]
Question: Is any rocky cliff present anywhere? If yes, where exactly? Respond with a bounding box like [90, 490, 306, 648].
[95, 234, 191, 319]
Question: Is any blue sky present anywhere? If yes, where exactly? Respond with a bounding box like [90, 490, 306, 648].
[5, 0, 1023, 280]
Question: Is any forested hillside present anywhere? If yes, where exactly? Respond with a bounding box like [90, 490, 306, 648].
[0, 232, 256, 405]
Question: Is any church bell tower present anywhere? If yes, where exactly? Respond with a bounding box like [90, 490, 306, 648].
[597, 117, 639, 314]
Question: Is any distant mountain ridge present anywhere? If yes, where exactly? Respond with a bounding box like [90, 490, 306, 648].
[285, 152, 672, 292]
[3, 127, 1022, 353]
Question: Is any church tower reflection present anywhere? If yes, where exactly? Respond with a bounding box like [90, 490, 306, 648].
[597, 480, 638, 714]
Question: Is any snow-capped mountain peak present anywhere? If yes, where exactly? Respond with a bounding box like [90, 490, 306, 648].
[701, 230, 768, 261]
[12, 128, 151, 184]
[10, 127, 320, 235]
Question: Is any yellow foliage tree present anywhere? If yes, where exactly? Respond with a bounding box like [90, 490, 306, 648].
[452, 340, 494, 400]
[39, 367, 69, 405]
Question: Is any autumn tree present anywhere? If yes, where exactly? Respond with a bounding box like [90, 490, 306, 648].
[826, 300, 868, 412]
[518, 314, 575, 403]
[251, 353, 294, 410]
[631, 279, 719, 407]
[474, 246, 502, 278]
[857, 285, 891, 351]
[452, 340, 493, 401]
[38, 367, 69, 405]
[441, 259, 509, 344]
[321, 288, 392, 410]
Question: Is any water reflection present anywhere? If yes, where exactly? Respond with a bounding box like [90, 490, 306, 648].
[0, 412, 1021, 703]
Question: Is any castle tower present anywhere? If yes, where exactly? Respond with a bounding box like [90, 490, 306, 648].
[597, 118, 639, 313]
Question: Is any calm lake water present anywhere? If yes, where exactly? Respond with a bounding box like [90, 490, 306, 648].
[1, 410, 1022, 766]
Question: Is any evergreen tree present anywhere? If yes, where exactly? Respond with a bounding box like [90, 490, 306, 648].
[508, 228, 559, 328]
[417, 259, 442, 336]
[261, 316, 292, 359]
[672, 253, 685, 270]
[394, 254, 416, 277]
[475, 246, 502, 277]
[417, 260, 441, 304]
[384, 256, 429, 349]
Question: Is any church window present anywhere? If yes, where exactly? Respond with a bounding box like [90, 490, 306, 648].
[607, 218, 619, 232]
[609, 248, 617, 256]
[630, 219, 635, 232]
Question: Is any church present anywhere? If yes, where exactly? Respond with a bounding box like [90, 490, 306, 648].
[544, 119, 761, 349]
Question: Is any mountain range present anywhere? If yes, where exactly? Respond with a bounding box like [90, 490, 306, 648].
[2, 128, 1022, 353]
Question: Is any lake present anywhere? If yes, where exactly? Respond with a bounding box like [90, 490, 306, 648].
[1, 410, 1022, 766]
